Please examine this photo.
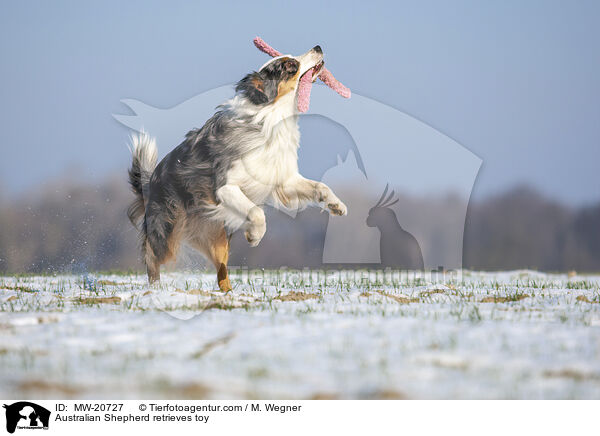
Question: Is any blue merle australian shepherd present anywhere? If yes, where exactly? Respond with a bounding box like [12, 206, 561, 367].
[127, 45, 347, 291]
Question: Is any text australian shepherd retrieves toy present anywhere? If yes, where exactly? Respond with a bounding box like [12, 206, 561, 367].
[127, 39, 350, 291]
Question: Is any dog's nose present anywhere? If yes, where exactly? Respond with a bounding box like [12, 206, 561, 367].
[313, 45, 322, 54]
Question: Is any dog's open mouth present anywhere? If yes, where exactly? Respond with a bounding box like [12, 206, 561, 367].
[311, 61, 324, 81]
[301, 60, 324, 83]
[297, 60, 326, 112]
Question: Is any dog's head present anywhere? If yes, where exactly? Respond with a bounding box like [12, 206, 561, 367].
[236, 45, 324, 107]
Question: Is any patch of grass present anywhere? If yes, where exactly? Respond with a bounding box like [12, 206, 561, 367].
[480, 294, 530, 303]
[72, 296, 121, 305]
[361, 390, 407, 400]
[201, 298, 250, 311]
[175, 288, 213, 296]
[419, 289, 446, 297]
[450, 305, 482, 323]
[375, 290, 419, 304]
[575, 295, 599, 304]
[275, 291, 319, 302]
[566, 280, 599, 290]
[96, 280, 125, 286]
[17, 379, 82, 397]
[543, 369, 600, 381]
[148, 378, 211, 399]
[0, 285, 38, 293]
[247, 367, 269, 379]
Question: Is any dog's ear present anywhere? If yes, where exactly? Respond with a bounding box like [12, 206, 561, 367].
[236, 72, 268, 105]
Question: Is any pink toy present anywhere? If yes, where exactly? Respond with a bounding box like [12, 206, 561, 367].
[253, 37, 351, 112]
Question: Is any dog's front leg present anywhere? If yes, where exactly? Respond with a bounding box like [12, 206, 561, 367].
[282, 175, 348, 216]
[216, 185, 266, 246]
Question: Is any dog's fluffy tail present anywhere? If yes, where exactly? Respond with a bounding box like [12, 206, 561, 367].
[127, 131, 158, 228]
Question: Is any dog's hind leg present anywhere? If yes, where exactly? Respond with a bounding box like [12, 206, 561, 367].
[142, 219, 163, 284]
[144, 245, 161, 284]
[144, 204, 184, 285]
[188, 222, 232, 292]
[210, 227, 232, 293]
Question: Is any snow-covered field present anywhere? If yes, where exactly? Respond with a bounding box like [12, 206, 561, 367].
[1, 270, 599, 399]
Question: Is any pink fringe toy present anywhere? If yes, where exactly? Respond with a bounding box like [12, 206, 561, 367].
[253, 37, 351, 113]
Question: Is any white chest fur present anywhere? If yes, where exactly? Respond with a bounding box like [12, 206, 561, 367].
[226, 98, 301, 205]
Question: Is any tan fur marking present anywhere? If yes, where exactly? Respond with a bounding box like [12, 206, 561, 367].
[274, 69, 301, 102]
[209, 227, 232, 292]
[186, 221, 232, 293]
[251, 76, 264, 92]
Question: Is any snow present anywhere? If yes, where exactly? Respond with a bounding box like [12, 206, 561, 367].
[0, 270, 599, 399]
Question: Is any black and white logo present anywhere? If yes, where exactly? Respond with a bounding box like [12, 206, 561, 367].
[3, 402, 50, 434]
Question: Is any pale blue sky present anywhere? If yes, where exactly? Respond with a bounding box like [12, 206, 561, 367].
[1, 0, 599, 204]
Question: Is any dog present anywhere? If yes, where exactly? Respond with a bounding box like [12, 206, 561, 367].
[127, 45, 348, 291]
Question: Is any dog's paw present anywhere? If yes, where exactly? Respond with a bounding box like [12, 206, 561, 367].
[218, 277, 232, 293]
[316, 183, 347, 216]
[245, 227, 265, 247]
[245, 207, 266, 247]
[327, 200, 347, 216]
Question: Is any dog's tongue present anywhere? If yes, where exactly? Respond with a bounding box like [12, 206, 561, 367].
[297, 69, 314, 113]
